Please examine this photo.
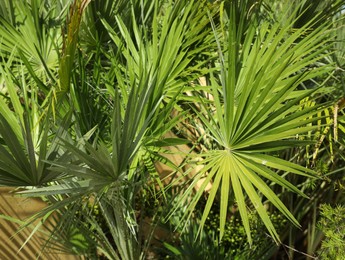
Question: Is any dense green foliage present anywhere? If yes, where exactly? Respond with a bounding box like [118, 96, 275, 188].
[0, 0, 344, 259]
[317, 204, 345, 259]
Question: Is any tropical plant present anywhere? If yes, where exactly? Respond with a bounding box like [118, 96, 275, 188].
[172, 0, 335, 244]
[0, 0, 344, 259]
[1, 0, 216, 258]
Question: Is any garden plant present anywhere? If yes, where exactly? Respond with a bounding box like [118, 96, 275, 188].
[0, 0, 344, 259]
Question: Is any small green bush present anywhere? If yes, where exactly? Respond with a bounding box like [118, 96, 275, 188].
[317, 204, 345, 260]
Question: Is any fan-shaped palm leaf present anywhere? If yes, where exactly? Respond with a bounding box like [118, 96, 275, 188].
[174, 2, 334, 244]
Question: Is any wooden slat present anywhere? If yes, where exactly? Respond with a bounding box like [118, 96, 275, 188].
[0, 187, 82, 260]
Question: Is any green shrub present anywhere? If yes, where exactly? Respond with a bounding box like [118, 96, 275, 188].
[317, 204, 345, 260]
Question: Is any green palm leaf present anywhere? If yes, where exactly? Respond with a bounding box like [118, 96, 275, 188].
[175, 2, 334, 244]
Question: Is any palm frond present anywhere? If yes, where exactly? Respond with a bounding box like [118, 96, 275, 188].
[174, 1, 335, 244]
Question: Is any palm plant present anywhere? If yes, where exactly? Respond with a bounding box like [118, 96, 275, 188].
[0, 0, 66, 83]
[172, 0, 336, 244]
[0, 50, 62, 187]
[1, 0, 216, 258]
[0, 0, 344, 259]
